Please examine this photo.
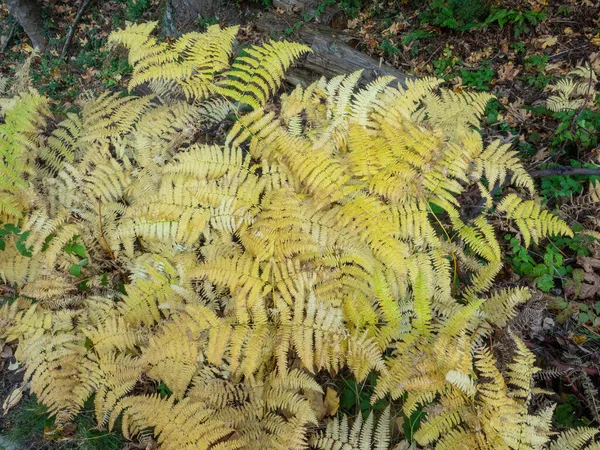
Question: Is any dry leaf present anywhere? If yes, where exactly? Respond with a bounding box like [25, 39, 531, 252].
[590, 52, 600, 75]
[323, 387, 339, 416]
[306, 389, 326, 421]
[537, 35, 558, 49]
[497, 62, 520, 82]
[592, 33, 600, 47]
[391, 441, 412, 450]
[533, 147, 550, 163]
[51, 67, 61, 81]
[1, 344, 13, 359]
[384, 22, 403, 36]
[590, 180, 600, 202]
[576, 254, 600, 299]
[2, 386, 23, 415]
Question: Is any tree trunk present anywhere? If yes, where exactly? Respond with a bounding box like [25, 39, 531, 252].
[5, 0, 46, 51]
[162, 0, 219, 36]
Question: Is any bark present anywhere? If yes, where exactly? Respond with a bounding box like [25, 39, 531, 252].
[162, 0, 219, 36]
[272, 0, 347, 29]
[5, 0, 46, 51]
[528, 167, 600, 178]
[256, 12, 413, 88]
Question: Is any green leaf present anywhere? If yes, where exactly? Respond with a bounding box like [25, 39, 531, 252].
[79, 258, 89, 267]
[532, 264, 548, 277]
[578, 312, 591, 325]
[70, 264, 82, 277]
[0, 238, 5, 251]
[3, 224, 20, 234]
[72, 244, 86, 258]
[520, 262, 533, 276]
[536, 274, 554, 292]
[554, 254, 563, 266]
[573, 268, 585, 282]
[15, 241, 32, 258]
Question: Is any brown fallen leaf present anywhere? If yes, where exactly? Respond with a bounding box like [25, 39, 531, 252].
[1, 344, 13, 359]
[532, 146, 550, 163]
[591, 52, 600, 75]
[306, 389, 326, 421]
[576, 254, 600, 299]
[537, 35, 558, 49]
[579, 271, 600, 299]
[323, 387, 339, 417]
[497, 62, 520, 82]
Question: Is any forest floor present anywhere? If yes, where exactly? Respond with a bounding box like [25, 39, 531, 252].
[1, 0, 600, 448]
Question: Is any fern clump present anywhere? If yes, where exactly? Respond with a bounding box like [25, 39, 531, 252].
[0, 22, 593, 449]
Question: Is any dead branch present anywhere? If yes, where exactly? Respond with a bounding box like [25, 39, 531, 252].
[61, 0, 94, 59]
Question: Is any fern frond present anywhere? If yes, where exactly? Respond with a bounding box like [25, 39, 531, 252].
[497, 194, 573, 246]
[549, 428, 599, 450]
[217, 41, 311, 110]
[310, 407, 391, 450]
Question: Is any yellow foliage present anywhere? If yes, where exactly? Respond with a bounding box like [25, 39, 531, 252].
[0, 22, 587, 450]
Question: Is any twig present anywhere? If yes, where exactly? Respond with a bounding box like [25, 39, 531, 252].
[529, 167, 600, 178]
[1, 19, 18, 54]
[564, 374, 591, 404]
[61, 0, 94, 59]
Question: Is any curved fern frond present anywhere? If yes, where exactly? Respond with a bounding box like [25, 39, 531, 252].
[217, 41, 311, 110]
[497, 194, 573, 247]
[310, 407, 391, 450]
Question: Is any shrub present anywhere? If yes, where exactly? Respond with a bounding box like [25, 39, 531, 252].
[0, 22, 597, 449]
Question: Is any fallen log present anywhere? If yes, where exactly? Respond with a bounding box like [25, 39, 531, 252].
[255, 11, 413, 88]
[272, 0, 348, 30]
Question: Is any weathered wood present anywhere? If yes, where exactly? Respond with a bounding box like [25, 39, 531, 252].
[272, 0, 313, 13]
[5, 0, 46, 50]
[256, 12, 413, 88]
[162, 0, 215, 36]
[272, 0, 346, 29]
[161, 0, 255, 36]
